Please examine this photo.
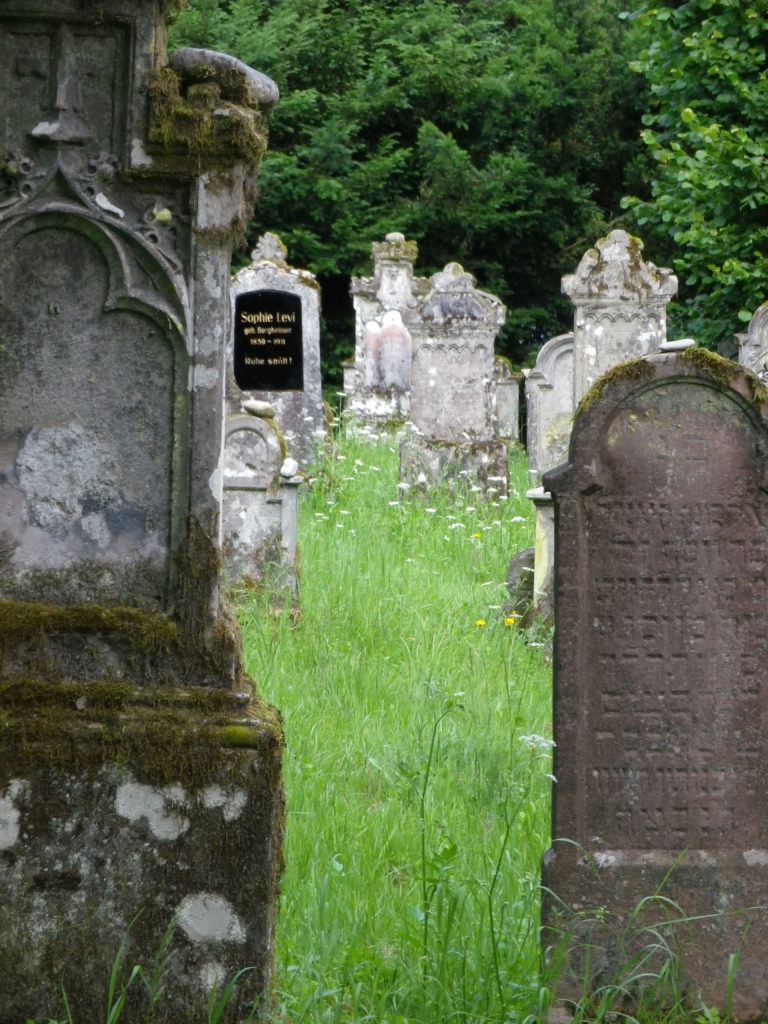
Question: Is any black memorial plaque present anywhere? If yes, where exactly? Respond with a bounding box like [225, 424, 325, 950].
[234, 289, 303, 390]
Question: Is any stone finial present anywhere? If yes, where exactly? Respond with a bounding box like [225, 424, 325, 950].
[252, 232, 288, 265]
[420, 262, 506, 324]
[561, 229, 677, 303]
[371, 232, 418, 265]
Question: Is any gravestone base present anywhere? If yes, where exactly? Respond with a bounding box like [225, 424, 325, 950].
[222, 477, 301, 595]
[399, 436, 508, 497]
[543, 845, 768, 1021]
[345, 388, 410, 426]
[0, 682, 284, 1024]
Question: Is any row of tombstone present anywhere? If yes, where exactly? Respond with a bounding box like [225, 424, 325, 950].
[221, 232, 324, 592]
[0, 2, 285, 1019]
[343, 232, 519, 496]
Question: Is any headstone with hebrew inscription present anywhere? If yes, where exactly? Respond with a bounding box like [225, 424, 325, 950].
[230, 232, 324, 464]
[0, 3, 283, 1019]
[400, 262, 508, 496]
[542, 349, 768, 1021]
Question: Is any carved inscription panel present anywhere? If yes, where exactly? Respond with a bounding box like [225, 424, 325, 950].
[581, 381, 768, 850]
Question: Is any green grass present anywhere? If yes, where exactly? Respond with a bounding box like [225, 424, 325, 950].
[235, 424, 554, 1024]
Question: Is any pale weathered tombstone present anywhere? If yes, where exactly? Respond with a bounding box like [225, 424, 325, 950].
[346, 232, 428, 421]
[221, 409, 301, 593]
[229, 232, 324, 465]
[525, 332, 574, 484]
[738, 300, 768, 381]
[562, 228, 677, 405]
[493, 355, 522, 442]
[0, 4, 283, 1019]
[542, 349, 768, 1021]
[400, 262, 508, 496]
[522, 233, 677, 620]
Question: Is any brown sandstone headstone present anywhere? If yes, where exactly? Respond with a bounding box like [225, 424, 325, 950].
[542, 350, 768, 1021]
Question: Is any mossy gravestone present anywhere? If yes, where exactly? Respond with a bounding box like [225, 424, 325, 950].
[542, 350, 768, 1021]
[0, 2, 282, 1020]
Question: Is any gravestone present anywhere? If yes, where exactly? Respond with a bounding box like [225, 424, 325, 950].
[0, 3, 283, 1020]
[221, 407, 301, 593]
[346, 232, 428, 421]
[522, 233, 677, 620]
[493, 355, 522, 443]
[400, 262, 508, 496]
[542, 349, 768, 1021]
[738, 300, 768, 382]
[525, 332, 574, 484]
[230, 232, 324, 465]
[562, 229, 677, 405]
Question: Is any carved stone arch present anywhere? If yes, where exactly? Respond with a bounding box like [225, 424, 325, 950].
[0, 209, 190, 610]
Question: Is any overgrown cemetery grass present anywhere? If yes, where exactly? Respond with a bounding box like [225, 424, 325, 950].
[236, 424, 554, 1024]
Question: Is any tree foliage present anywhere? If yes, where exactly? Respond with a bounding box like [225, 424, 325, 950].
[622, 0, 768, 351]
[170, 0, 646, 375]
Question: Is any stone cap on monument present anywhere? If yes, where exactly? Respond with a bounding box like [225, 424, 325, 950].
[561, 229, 677, 306]
[350, 232, 423, 305]
[251, 231, 289, 266]
[419, 262, 506, 327]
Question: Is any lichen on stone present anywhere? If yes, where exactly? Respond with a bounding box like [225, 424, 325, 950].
[575, 358, 656, 418]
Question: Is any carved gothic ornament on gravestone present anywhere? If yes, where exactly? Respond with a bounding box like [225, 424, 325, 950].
[562, 229, 677, 406]
[0, 3, 284, 1020]
[229, 232, 324, 465]
[542, 349, 768, 1022]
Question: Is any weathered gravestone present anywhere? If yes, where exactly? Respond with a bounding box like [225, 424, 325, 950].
[542, 349, 768, 1021]
[229, 232, 324, 465]
[493, 355, 522, 443]
[400, 262, 508, 496]
[521, 232, 678, 621]
[525, 332, 575, 485]
[738, 300, 768, 383]
[0, 3, 283, 1020]
[346, 232, 427, 422]
[221, 405, 301, 593]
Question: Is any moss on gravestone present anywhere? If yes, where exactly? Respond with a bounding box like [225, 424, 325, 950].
[575, 357, 656, 418]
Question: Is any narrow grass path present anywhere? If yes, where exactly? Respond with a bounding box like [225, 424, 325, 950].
[236, 428, 553, 1024]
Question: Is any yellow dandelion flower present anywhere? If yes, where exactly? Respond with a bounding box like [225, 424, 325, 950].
[474, 619, 486, 628]
[471, 532, 481, 539]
